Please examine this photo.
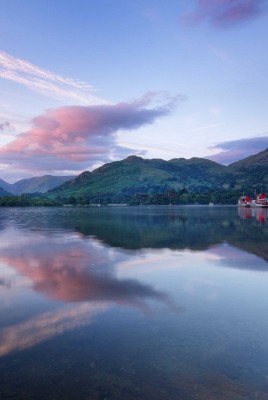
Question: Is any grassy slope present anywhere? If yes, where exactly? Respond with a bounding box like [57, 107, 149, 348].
[46, 149, 268, 199]
[1, 149, 267, 200]
[227, 148, 268, 190]
[49, 155, 230, 198]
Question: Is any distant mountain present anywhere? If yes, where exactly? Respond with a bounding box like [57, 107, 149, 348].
[0, 186, 13, 196]
[48, 149, 268, 202]
[0, 178, 13, 194]
[0, 175, 75, 195]
[12, 175, 75, 194]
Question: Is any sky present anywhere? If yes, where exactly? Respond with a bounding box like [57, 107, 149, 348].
[0, 0, 268, 182]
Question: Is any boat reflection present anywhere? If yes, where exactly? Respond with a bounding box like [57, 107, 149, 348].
[0, 206, 267, 361]
[238, 206, 268, 222]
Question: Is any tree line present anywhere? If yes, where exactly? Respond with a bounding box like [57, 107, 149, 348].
[0, 189, 242, 206]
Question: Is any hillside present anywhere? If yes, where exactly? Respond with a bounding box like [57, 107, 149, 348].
[49, 155, 231, 202]
[227, 148, 268, 190]
[48, 149, 268, 203]
[0, 175, 75, 195]
[0, 186, 13, 196]
[229, 148, 268, 168]
[12, 175, 75, 194]
[0, 179, 13, 194]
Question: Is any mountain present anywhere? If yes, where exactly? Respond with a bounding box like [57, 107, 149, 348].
[0, 178, 13, 194]
[11, 175, 75, 194]
[229, 148, 268, 169]
[0, 175, 75, 195]
[0, 186, 13, 196]
[47, 155, 227, 202]
[48, 149, 268, 202]
[227, 148, 268, 190]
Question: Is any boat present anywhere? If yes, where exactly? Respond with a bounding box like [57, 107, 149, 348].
[209, 202, 214, 206]
[251, 193, 268, 208]
[237, 195, 251, 207]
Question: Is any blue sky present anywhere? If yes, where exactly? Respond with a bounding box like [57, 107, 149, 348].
[0, 0, 268, 182]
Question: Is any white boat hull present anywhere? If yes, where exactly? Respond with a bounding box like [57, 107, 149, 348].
[250, 203, 268, 208]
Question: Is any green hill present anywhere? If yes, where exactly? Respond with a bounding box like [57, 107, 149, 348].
[45, 157, 235, 204]
[48, 149, 268, 204]
[48, 155, 231, 201]
[227, 148, 268, 191]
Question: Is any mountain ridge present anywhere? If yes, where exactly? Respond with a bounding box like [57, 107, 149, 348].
[0, 186, 13, 197]
[1, 149, 267, 201]
[48, 148, 268, 202]
[0, 175, 75, 195]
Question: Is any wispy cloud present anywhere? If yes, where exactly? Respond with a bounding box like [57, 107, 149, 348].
[0, 121, 14, 131]
[207, 135, 268, 164]
[0, 92, 183, 178]
[182, 0, 268, 28]
[0, 50, 106, 104]
[188, 123, 223, 132]
[118, 141, 182, 155]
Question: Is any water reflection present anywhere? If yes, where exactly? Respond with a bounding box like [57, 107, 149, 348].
[0, 229, 174, 310]
[208, 244, 268, 271]
[1, 206, 267, 259]
[238, 206, 268, 223]
[0, 207, 268, 400]
[65, 206, 268, 262]
[0, 225, 181, 357]
[0, 303, 109, 357]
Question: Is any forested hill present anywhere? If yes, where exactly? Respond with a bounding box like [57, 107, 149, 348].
[227, 148, 268, 188]
[48, 149, 268, 203]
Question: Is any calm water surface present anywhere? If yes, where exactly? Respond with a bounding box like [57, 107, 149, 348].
[0, 206, 268, 400]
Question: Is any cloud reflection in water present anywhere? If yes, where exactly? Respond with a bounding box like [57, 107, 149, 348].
[0, 228, 175, 310]
[0, 227, 181, 356]
[0, 303, 109, 357]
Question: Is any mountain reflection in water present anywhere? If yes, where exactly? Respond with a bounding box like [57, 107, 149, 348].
[0, 206, 268, 400]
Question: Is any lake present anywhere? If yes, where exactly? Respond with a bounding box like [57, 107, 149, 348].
[0, 205, 268, 400]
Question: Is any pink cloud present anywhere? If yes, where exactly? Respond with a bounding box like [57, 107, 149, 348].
[0, 93, 182, 176]
[183, 0, 268, 28]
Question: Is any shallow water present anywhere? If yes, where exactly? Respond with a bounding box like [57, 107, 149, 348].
[0, 205, 268, 399]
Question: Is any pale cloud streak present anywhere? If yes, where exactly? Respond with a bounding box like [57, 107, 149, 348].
[188, 123, 223, 132]
[0, 50, 106, 105]
[0, 304, 110, 357]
